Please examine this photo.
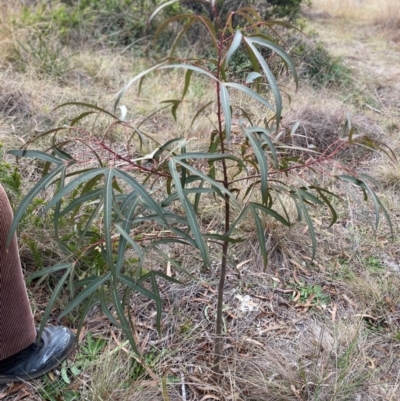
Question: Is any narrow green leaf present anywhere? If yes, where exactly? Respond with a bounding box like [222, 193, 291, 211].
[111, 286, 140, 355]
[7, 164, 65, 246]
[245, 71, 262, 84]
[114, 169, 167, 225]
[60, 188, 102, 217]
[298, 188, 324, 205]
[182, 69, 193, 99]
[247, 35, 298, 87]
[169, 159, 209, 266]
[251, 202, 290, 226]
[250, 205, 268, 268]
[8, 150, 64, 165]
[148, 0, 180, 22]
[76, 291, 97, 346]
[220, 84, 231, 141]
[244, 130, 269, 206]
[27, 263, 72, 282]
[53, 102, 117, 120]
[160, 64, 219, 81]
[43, 168, 108, 214]
[114, 61, 168, 112]
[100, 287, 120, 327]
[313, 187, 339, 228]
[296, 189, 317, 260]
[224, 82, 274, 111]
[174, 159, 240, 206]
[119, 274, 162, 303]
[103, 170, 115, 274]
[149, 272, 162, 334]
[247, 126, 278, 168]
[244, 37, 282, 127]
[54, 165, 67, 239]
[38, 267, 71, 343]
[191, 101, 214, 127]
[71, 111, 96, 126]
[225, 30, 243, 67]
[170, 18, 196, 56]
[114, 223, 143, 273]
[59, 273, 111, 319]
[175, 152, 247, 172]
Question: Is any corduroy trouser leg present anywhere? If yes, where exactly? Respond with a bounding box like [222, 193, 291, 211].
[0, 184, 36, 360]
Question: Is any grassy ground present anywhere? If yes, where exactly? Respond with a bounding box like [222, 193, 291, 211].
[1, 0, 400, 400]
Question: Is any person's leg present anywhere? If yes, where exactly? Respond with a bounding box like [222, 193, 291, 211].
[0, 183, 75, 383]
[0, 184, 36, 359]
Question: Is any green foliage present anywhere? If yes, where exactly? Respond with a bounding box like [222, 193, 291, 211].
[9, 0, 393, 378]
[0, 144, 21, 202]
[9, 33, 72, 79]
[290, 282, 330, 305]
[190, 0, 308, 22]
[39, 333, 106, 401]
[290, 36, 353, 88]
[18, 0, 185, 48]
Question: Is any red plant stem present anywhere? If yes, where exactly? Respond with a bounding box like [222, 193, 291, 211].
[94, 139, 171, 178]
[226, 140, 349, 186]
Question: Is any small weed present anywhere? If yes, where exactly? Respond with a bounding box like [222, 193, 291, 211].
[76, 332, 107, 370]
[290, 282, 331, 306]
[364, 256, 384, 273]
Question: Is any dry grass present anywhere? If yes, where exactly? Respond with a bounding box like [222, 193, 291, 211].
[309, 0, 400, 41]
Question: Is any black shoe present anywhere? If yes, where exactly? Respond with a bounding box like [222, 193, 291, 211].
[0, 326, 75, 383]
